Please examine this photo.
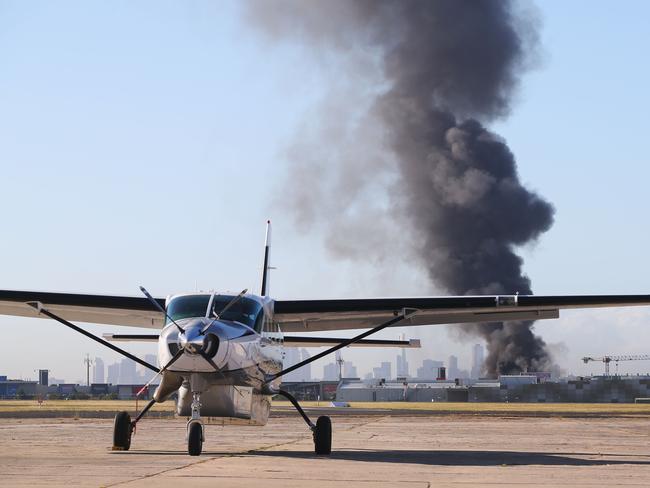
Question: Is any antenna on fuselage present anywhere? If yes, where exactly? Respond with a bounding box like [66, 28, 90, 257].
[261, 220, 273, 296]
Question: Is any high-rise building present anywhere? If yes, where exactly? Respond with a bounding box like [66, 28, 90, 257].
[283, 348, 302, 382]
[94, 357, 105, 383]
[138, 354, 158, 383]
[282, 349, 313, 382]
[447, 355, 459, 379]
[395, 333, 410, 378]
[396, 347, 409, 378]
[416, 359, 443, 380]
[119, 358, 136, 384]
[373, 361, 391, 380]
[323, 362, 338, 381]
[300, 349, 312, 382]
[107, 362, 120, 385]
[471, 343, 485, 379]
[343, 361, 357, 378]
[38, 369, 49, 386]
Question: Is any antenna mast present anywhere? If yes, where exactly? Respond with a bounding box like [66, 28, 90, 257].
[84, 354, 93, 386]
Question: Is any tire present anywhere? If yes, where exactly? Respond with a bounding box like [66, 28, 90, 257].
[313, 415, 332, 455]
[187, 421, 203, 456]
[113, 411, 132, 451]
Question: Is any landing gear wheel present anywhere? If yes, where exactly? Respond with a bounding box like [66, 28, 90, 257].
[187, 421, 203, 456]
[313, 415, 332, 455]
[113, 411, 132, 451]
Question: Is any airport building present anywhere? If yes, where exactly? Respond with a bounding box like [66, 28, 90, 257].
[280, 380, 340, 401]
[0, 376, 42, 399]
[336, 375, 650, 403]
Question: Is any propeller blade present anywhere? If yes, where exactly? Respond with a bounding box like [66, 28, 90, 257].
[139, 286, 185, 335]
[198, 351, 238, 393]
[216, 288, 248, 319]
[199, 351, 220, 371]
[201, 288, 248, 334]
[133, 348, 187, 426]
[135, 347, 185, 398]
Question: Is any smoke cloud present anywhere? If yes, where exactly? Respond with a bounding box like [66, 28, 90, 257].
[247, 1, 554, 376]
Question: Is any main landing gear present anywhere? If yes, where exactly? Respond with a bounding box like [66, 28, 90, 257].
[112, 398, 156, 452]
[112, 411, 132, 451]
[277, 389, 332, 455]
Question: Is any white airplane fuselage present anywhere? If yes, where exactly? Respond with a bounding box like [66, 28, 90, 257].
[153, 293, 283, 425]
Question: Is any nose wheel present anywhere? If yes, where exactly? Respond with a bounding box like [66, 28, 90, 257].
[187, 421, 203, 456]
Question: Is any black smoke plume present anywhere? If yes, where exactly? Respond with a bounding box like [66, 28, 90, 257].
[247, 1, 554, 376]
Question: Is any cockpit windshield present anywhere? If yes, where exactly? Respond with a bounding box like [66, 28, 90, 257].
[166, 294, 263, 329]
[166, 295, 210, 323]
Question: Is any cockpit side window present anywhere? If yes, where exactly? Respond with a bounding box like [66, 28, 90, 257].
[211, 296, 263, 329]
[253, 311, 265, 333]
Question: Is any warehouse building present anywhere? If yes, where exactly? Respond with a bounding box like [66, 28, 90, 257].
[336, 375, 650, 403]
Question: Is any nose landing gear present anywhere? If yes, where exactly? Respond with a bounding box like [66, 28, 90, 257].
[187, 391, 204, 456]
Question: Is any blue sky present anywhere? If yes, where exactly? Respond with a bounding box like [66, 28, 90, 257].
[1, 1, 650, 381]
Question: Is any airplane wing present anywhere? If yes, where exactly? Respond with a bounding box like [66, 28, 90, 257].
[273, 294, 650, 332]
[3, 289, 650, 333]
[0, 289, 164, 329]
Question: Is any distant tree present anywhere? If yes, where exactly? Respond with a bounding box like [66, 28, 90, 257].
[69, 392, 90, 400]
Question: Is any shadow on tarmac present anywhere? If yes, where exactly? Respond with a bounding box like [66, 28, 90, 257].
[247, 449, 650, 466]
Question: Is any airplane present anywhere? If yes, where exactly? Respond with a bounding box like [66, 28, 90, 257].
[1, 220, 650, 456]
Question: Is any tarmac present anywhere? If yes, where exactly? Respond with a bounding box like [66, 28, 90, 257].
[2, 409, 650, 487]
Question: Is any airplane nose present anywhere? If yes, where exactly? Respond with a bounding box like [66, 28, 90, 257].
[178, 320, 220, 357]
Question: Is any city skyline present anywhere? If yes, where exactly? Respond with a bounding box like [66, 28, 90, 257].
[8, 336, 641, 385]
[8, 336, 647, 386]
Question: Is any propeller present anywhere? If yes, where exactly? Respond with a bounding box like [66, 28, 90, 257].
[137, 321, 221, 402]
[139, 286, 185, 335]
[141, 287, 242, 382]
[140, 286, 233, 374]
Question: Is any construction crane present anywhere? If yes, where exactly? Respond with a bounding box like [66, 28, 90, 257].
[582, 355, 650, 376]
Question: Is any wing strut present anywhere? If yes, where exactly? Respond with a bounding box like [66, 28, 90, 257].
[26, 301, 158, 372]
[265, 308, 420, 383]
